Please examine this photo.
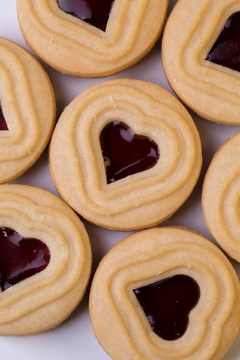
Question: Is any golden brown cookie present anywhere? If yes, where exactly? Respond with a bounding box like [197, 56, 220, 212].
[89, 226, 240, 360]
[49, 79, 202, 231]
[202, 131, 240, 262]
[162, 0, 240, 125]
[0, 184, 92, 336]
[17, 0, 168, 77]
[0, 37, 56, 184]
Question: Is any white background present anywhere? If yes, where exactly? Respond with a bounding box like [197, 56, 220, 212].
[1, 1, 240, 359]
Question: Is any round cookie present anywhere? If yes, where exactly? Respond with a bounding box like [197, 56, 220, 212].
[89, 226, 240, 360]
[49, 79, 202, 231]
[0, 37, 56, 183]
[162, 0, 240, 125]
[17, 0, 168, 77]
[202, 131, 240, 262]
[0, 184, 92, 336]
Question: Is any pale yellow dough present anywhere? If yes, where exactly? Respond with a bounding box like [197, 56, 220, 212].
[162, 0, 240, 125]
[49, 79, 202, 231]
[0, 185, 92, 336]
[202, 132, 240, 262]
[89, 226, 240, 360]
[0, 37, 56, 183]
[17, 0, 168, 77]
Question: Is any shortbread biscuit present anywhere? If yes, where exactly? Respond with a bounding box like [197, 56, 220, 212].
[49, 79, 202, 231]
[0, 37, 56, 184]
[162, 0, 240, 125]
[0, 184, 92, 336]
[202, 132, 240, 262]
[89, 227, 240, 360]
[17, 0, 168, 77]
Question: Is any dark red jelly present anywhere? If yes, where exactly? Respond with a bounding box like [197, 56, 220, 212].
[0, 227, 50, 291]
[57, 0, 114, 31]
[134, 274, 200, 341]
[100, 121, 160, 184]
[0, 105, 8, 131]
[206, 12, 240, 72]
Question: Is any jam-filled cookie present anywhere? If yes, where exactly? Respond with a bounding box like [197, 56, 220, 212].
[0, 184, 92, 336]
[89, 227, 240, 360]
[162, 0, 240, 125]
[49, 79, 202, 231]
[202, 132, 240, 262]
[17, 0, 168, 77]
[0, 37, 56, 184]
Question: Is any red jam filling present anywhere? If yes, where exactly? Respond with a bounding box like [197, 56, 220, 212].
[0, 227, 50, 291]
[57, 0, 115, 31]
[206, 12, 240, 72]
[134, 274, 200, 340]
[0, 105, 8, 131]
[100, 121, 160, 184]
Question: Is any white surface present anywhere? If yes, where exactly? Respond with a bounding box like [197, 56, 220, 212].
[0, 1, 240, 359]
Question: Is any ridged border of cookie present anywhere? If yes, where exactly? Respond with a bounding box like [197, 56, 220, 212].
[162, 0, 240, 125]
[49, 79, 202, 231]
[89, 226, 240, 360]
[0, 184, 92, 336]
[17, 0, 168, 77]
[0, 37, 56, 183]
[202, 131, 240, 262]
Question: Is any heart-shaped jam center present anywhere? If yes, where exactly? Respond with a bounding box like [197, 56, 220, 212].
[134, 274, 200, 340]
[57, 0, 115, 31]
[0, 105, 8, 131]
[206, 12, 240, 72]
[100, 121, 160, 184]
[0, 227, 50, 291]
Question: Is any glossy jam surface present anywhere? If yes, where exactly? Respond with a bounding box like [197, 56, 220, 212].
[0, 105, 8, 131]
[57, 0, 114, 31]
[134, 274, 200, 340]
[206, 12, 240, 72]
[0, 227, 50, 291]
[100, 121, 160, 184]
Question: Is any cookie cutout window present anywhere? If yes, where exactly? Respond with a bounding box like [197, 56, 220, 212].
[206, 12, 240, 72]
[134, 274, 200, 341]
[0, 227, 50, 291]
[0, 104, 8, 131]
[57, 0, 115, 31]
[100, 121, 159, 184]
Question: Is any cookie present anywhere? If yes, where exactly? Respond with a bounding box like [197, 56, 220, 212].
[162, 0, 240, 125]
[202, 131, 240, 262]
[0, 184, 92, 336]
[17, 0, 168, 77]
[0, 37, 56, 184]
[49, 79, 202, 231]
[89, 226, 240, 360]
